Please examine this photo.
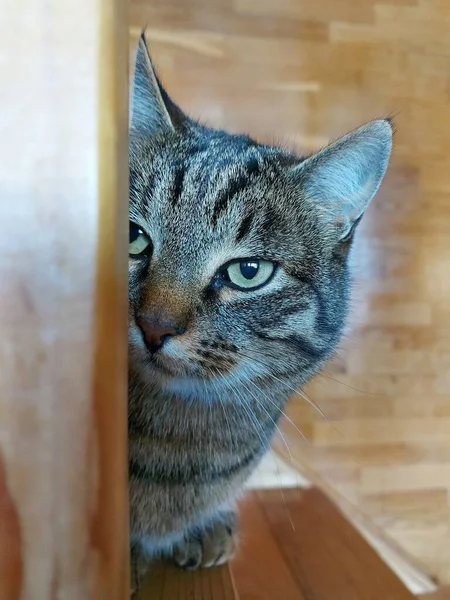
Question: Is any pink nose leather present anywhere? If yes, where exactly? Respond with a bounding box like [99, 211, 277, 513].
[137, 318, 184, 353]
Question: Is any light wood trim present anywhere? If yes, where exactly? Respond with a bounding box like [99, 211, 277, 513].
[0, 0, 129, 598]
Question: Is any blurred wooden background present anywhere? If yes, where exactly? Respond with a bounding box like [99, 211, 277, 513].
[130, 0, 450, 587]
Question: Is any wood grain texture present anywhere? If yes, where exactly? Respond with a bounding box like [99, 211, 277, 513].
[232, 491, 308, 600]
[129, 0, 450, 586]
[239, 489, 415, 600]
[136, 561, 238, 600]
[137, 488, 416, 599]
[0, 0, 129, 598]
[420, 589, 450, 600]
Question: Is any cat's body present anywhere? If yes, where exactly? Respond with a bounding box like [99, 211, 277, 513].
[128, 34, 392, 589]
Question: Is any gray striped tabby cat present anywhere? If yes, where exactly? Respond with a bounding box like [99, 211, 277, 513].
[128, 34, 392, 591]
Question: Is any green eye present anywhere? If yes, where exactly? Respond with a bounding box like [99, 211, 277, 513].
[129, 222, 151, 256]
[222, 259, 275, 290]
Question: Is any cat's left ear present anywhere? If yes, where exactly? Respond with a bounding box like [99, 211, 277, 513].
[290, 120, 393, 240]
[130, 32, 187, 136]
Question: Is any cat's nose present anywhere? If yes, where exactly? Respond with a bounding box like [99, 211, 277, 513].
[137, 317, 186, 355]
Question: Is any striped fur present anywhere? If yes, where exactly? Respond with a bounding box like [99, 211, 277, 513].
[128, 34, 392, 586]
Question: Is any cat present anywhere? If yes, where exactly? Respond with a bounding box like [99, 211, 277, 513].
[128, 32, 392, 591]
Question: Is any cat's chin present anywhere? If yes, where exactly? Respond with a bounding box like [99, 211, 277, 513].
[141, 357, 188, 384]
[159, 375, 231, 402]
[136, 359, 233, 401]
[139, 354, 197, 382]
[130, 342, 240, 400]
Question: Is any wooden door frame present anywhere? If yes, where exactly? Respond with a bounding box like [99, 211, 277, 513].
[0, 1, 130, 598]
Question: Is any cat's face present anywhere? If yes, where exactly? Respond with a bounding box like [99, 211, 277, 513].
[129, 131, 338, 398]
[128, 35, 392, 400]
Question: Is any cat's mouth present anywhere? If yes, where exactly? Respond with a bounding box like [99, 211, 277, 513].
[145, 351, 236, 382]
[146, 353, 202, 379]
[146, 353, 179, 376]
[132, 328, 238, 380]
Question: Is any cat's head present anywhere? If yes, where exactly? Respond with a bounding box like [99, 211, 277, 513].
[128, 34, 392, 400]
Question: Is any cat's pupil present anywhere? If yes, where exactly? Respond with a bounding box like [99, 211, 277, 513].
[129, 222, 140, 244]
[240, 261, 259, 280]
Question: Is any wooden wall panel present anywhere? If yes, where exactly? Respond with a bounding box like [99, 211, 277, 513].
[0, 0, 129, 598]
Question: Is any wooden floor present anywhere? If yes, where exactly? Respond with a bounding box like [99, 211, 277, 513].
[420, 589, 450, 600]
[130, 0, 450, 588]
[137, 488, 417, 600]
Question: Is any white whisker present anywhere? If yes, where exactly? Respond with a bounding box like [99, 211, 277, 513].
[238, 349, 330, 421]
[236, 349, 352, 445]
[241, 375, 310, 446]
[240, 379, 294, 461]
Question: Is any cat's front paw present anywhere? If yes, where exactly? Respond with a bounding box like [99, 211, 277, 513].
[173, 511, 238, 569]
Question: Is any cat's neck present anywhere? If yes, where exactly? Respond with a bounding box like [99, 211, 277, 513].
[129, 366, 291, 443]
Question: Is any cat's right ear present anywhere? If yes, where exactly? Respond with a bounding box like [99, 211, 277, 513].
[289, 120, 393, 241]
[131, 32, 186, 136]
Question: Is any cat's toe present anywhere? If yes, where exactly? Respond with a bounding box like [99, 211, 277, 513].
[173, 537, 203, 569]
[173, 512, 239, 569]
[201, 521, 238, 567]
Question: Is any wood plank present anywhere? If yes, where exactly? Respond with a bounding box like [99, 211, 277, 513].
[255, 488, 416, 600]
[137, 561, 238, 600]
[272, 438, 437, 595]
[232, 491, 307, 599]
[0, 0, 129, 598]
[139, 488, 416, 599]
[419, 589, 450, 600]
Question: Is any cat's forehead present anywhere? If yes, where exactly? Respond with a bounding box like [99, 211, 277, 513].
[130, 129, 282, 195]
[131, 132, 289, 237]
[128, 131, 318, 283]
